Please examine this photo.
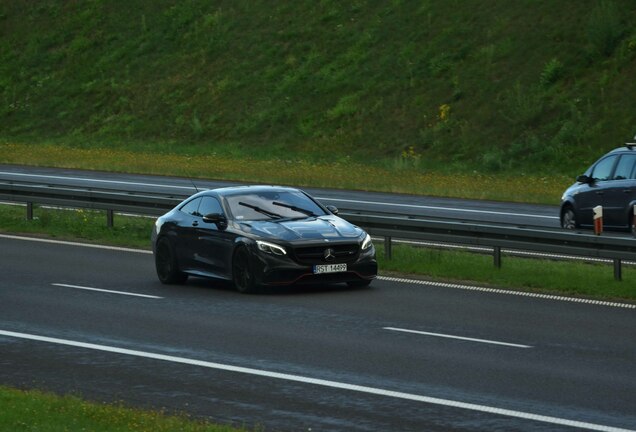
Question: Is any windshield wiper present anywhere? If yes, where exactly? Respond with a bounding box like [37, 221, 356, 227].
[238, 202, 283, 219]
[272, 201, 317, 217]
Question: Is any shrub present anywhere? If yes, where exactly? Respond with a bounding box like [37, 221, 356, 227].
[500, 82, 545, 126]
[540, 58, 563, 87]
[481, 149, 505, 172]
[587, 0, 624, 57]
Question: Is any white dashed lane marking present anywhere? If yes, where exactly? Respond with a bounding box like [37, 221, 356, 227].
[383, 327, 533, 348]
[52, 283, 162, 299]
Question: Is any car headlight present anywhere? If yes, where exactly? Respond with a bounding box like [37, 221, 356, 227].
[361, 233, 373, 250]
[256, 240, 287, 256]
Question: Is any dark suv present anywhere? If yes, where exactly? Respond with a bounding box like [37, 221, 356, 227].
[560, 141, 636, 233]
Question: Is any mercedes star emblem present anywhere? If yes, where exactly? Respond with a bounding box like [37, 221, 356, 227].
[323, 248, 336, 262]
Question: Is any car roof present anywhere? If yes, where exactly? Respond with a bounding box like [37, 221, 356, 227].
[209, 185, 302, 197]
[604, 145, 636, 156]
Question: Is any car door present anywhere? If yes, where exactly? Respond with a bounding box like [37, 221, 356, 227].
[574, 154, 618, 227]
[174, 197, 203, 270]
[191, 196, 234, 278]
[602, 153, 636, 228]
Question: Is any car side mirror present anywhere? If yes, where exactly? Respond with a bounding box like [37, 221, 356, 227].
[576, 174, 593, 184]
[326, 205, 339, 215]
[203, 213, 228, 229]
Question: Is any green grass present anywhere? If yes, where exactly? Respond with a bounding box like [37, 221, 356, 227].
[377, 245, 636, 301]
[0, 386, 247, 432]
[2, 204, 634, 302]
[1, 1, 636, 178]
[0, 203, 154, 249]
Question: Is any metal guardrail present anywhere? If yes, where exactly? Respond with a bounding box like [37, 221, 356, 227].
[1, 180, 635, 281]
[0, 180, 183, 224]
[346, 213, 636, 281]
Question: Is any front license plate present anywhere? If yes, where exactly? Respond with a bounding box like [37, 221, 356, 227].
[313, 263, 347, 274]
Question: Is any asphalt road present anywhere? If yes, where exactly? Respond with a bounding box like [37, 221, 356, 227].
[1, 235, 635, 431]
[0, 164, 561, 227]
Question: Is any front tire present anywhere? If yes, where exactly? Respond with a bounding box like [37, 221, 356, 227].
[232, 247, 259, 294]
[561, 208, 577, 230]
[155, 238, 188, 284]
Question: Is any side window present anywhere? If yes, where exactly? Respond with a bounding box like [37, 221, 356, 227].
[198, 197, 223, 216]
[179, 198, 202, 216]
[591, 155, 617, 181]
[613, 154, 636, 180]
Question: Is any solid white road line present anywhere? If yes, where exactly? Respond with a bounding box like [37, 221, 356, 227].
[0, 329, 631, 432]
[0, 233, 152, 254]
[383, 327, 532, 349]
[377, 276, 636, 310]
[0, 171, 195, 191]
[317, 196, 559, 219]
[52, 283, 162, 299]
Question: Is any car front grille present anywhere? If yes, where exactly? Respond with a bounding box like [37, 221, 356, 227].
[292, 243, 360, 264]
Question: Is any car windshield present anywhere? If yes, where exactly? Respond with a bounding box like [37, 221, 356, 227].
[225, 190, 327, 221]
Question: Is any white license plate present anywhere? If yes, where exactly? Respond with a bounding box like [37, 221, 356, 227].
[313, 263, 347, 274]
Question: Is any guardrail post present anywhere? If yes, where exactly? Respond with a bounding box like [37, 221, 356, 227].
[614, 259, 622, 281]
[494, 246, 502, 268]
[384, 236, 392, 260]
[26, 202, 33, 220]
[107, 209, 114, 228]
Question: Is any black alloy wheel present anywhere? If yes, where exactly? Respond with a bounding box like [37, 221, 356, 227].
[155, 238, 188, 284]
[232, 247, 258, 294]
[561, 208, 577, 230]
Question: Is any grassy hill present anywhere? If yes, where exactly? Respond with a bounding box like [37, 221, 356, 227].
[1, 0, 635, 177]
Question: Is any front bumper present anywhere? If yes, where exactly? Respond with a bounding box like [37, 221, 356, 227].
[251, 245, 377, 286]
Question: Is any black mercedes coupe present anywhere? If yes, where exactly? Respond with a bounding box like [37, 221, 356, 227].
[151, 185, 377, 293]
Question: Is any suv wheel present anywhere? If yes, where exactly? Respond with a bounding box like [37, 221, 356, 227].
[561, 208, 577, 230]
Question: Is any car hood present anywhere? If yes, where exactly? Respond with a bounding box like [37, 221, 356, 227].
[239, 216, 362, 242]
[561, 181, 586, 201]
